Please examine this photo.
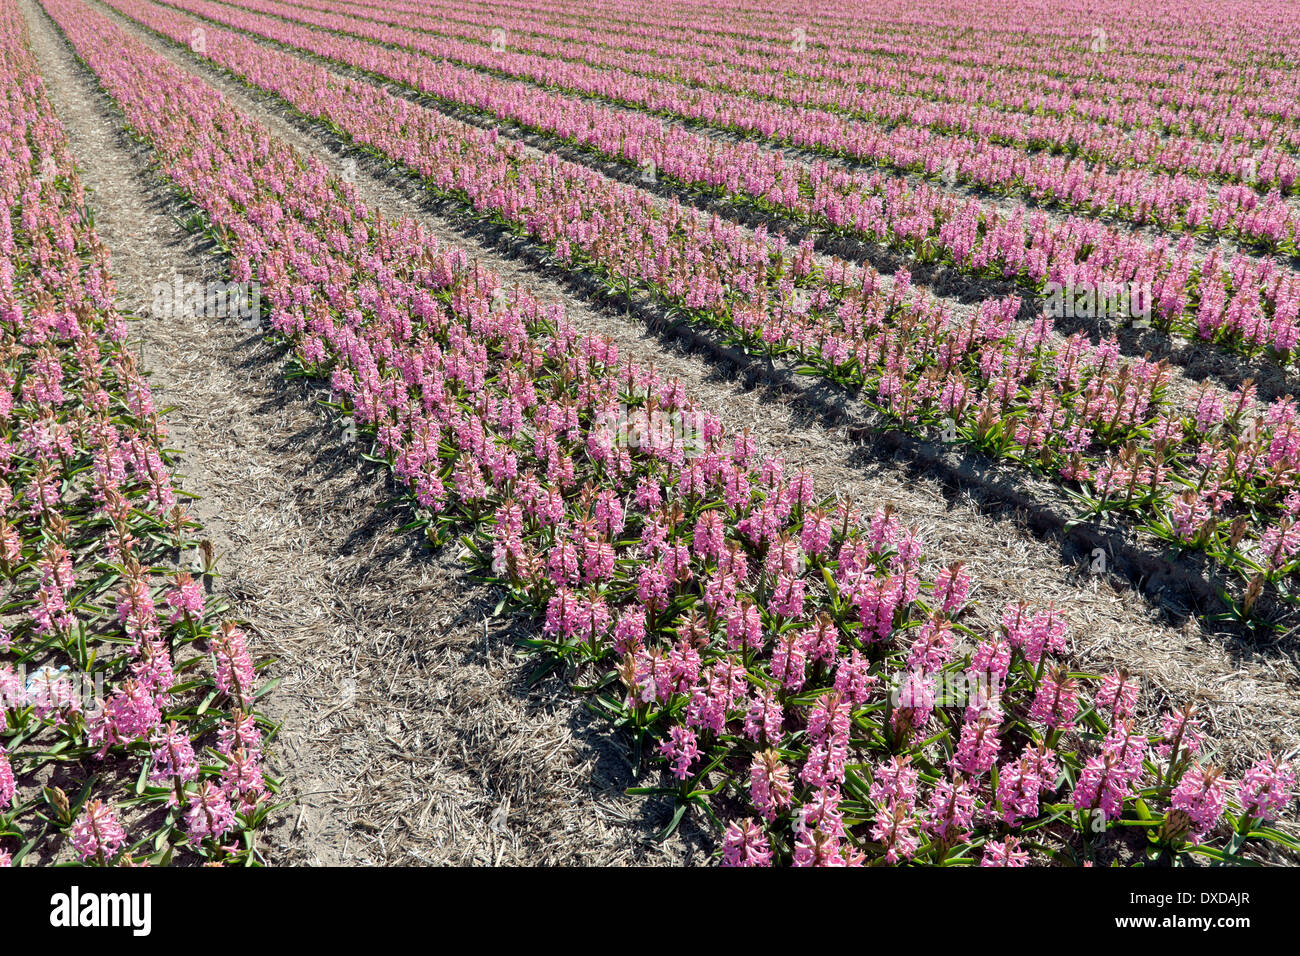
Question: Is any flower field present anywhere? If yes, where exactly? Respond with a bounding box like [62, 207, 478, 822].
[3, 0, 1299, 869]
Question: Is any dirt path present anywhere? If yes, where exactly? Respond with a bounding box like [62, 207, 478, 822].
[23, 0, 709, 866]
[75, 0, 1300, 791]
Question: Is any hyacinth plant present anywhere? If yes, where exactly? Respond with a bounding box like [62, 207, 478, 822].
[42, 0, 1299, 866]
[0, 0, 277, 867]
[97, 0, 1300, 626]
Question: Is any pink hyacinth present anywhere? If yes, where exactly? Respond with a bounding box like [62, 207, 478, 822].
[1169, 765, 1231, 844]
[164, 572, 205, 624]
[870, 799, 922, 864]
[869, 755, 920, 807]
[792, 822, 862, 867]
[997, 745, 1059, 827]
[90, 678, 163, 754]
[724, 600, 762, 651]
[721, 818, 772, 867]
[1101, 721, 1149, 779]
[1072, 754, 1129, 821]
[217, 711, 263, 757]
[211, 622, 256, 704]
[1002, 603, 1068, 664]
[0, 746, 14, 809]
[907, 616, 954, 673]
[1029, 668, 1080, 730]
[44, 0, 1300, 870]
[69, 800, 128, 863]
[800, 736, 849, 789]
[1157, 705, 1206, 761]
[799, 509, 833, 556]
[750, 749, 793, 822]
[981, 836, 1030, 866]
[743, 690, 783, 744]
[931, 561, 970, 614]
[925, 774, 976, 844]
[1095, 669, 1140, 724]
[185, 781, 237, 842]
[658, 725, 698, 780]
[1235, 754, 1296, 823]
[954, 714, 1001, 776]
[833, 649, 876, 704]
[611, 606, 646, 654]
[221, 747, 267, 813]
[968, 637, 1012, 688]
[148, 721, 200, 798]
[0, 665, 26, 712]
[889, 670, 935, 740]
[770, 629, 807, 691]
